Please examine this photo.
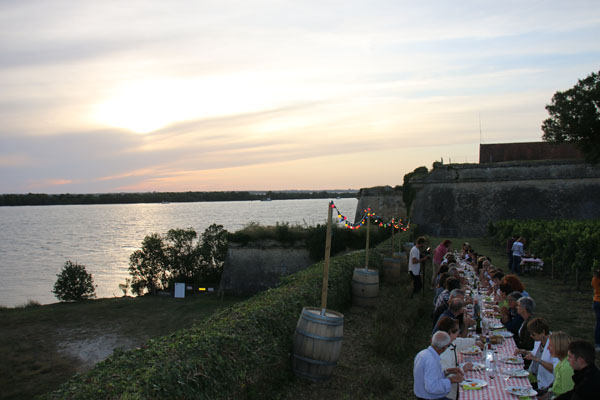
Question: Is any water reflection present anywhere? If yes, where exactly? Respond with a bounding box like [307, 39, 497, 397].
[0, 198, 357, 307]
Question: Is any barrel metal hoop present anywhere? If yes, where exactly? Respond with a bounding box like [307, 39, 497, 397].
[352, 293, 378, 299]
[293, 353, 338, 366]
[351, 279, 379, 285]
[301, 312, 344, 326]
[353, 269, 378, 276]
[295, 328, 343, 342]
[292, 367, 331, 381]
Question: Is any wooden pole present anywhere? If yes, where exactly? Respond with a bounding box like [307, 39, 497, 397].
[364, 214, 370, 270]
[320, 202, 334, 314]
[391, 224, 395, 255]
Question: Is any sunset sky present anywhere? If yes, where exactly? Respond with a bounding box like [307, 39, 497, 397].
[1, 0, 599, 194]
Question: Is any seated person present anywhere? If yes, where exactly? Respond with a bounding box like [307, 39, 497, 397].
[515, 296, 536, 351]
[433, 271, 450, 307]
[502, 274, 530, 297]
[515, 318, 559, 394]
[555, 340, 600, 399]
[434, 298, 473, 337]
[437, 317, 480, 400]
[413, 331, 464, 400]
[496, 282, 514, 310]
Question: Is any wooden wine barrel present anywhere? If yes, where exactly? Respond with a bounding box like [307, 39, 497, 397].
[351, 268, 379, 306]
[292, 307, 344, 381]
[382, 253, 407, 283]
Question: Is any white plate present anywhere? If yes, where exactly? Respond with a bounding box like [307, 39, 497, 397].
[493, 330, 513, 338]
[501, 357, 523, 364]
[490, 324, 504, 330]
[462, 378, 488, 390]
[460, 346, 482, 355]
[506, 369, 529, 377]
[460, 361, 485, 371]
[506, 386, 537, 397]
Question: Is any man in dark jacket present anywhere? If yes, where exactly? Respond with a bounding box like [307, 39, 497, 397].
[515, 297, 535, 351]
[556, 340, 600, 399]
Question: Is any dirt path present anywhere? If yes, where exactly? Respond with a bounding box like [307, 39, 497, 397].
[55, 328, 139, 372]
[277, 284, 433, 400]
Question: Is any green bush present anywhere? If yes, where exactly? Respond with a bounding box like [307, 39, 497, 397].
[43, 250, 381, 399]
[128, 225, 228, 295]
[228, 222, 392, 262]
[52, 261, 96, 302]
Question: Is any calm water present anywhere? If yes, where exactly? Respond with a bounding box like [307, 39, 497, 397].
[0, 198, 357, 307]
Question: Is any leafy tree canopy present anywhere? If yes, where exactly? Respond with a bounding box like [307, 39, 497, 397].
[542, 70, 600, 163]
[52, 261, 96, 301]
[128, 225, 228, 295]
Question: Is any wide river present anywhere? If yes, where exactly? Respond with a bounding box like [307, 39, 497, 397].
[0, 198, 358, 307]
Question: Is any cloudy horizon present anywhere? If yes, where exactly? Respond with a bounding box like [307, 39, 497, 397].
[1, 0, 599, 194]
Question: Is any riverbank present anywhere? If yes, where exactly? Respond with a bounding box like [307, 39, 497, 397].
[3, 236, 597, 399]
[0, 294, 243, 400]
[0, 190, 357, 207]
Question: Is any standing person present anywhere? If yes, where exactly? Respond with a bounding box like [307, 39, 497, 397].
[409, 237, 429, 299]
[432, 239, 452, 288]
[511, 237, 527, 275]
[592, 269, 600, 352]
[506, 235, 516, 274]
[555, 340, 600, 399]
[413, 331, 464, 400]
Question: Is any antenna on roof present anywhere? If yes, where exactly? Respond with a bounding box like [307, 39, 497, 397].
[479, 113, 484, 144]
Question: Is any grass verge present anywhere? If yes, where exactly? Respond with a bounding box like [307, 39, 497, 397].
[0, 294, 242, 400]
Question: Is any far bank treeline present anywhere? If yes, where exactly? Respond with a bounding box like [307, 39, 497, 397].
[0, 190, 357, 206]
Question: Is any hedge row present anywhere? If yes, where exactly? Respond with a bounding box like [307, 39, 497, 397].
[43, 250, 383, 399]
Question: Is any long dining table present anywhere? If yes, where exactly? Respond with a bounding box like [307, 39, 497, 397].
[457, 260, 536, 399]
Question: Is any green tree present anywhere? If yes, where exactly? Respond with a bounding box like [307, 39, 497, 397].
[52, 261, 96, 301]
[402, 166, 428, 215]
[542, 70, 600, 162]
[128, 233, 169, 295]
[199, 224, 228, 283]
[128, 225, 229, 295]
[165, 228, 203, 283]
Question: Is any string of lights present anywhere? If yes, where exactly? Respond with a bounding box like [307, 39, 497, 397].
[329, 201, 410, 231]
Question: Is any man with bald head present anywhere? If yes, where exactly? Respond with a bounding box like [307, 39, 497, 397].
[414, 331, 464, 400]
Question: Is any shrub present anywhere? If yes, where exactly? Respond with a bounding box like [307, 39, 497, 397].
[43, 249, 382, 399]
[52, 261, 96, 302]
[128, 225, 228, 295]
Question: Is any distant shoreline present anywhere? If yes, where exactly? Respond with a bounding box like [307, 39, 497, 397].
[0, 190, 358, 207]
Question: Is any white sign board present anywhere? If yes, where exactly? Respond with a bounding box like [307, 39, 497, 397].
[174, 282, 185, 298]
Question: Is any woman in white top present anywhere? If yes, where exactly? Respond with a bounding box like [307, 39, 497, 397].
[514, 317, 559, 394]
[437, 316, 482, 400]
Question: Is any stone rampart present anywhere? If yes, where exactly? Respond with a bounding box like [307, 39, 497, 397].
[219, 241, 312, 295]
[354, 185, 407, 222]
[409, 160, 600, 237]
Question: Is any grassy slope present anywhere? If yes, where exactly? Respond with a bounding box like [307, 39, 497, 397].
[273, 274, 434, 400]
[1, 235, 596, 400]
[271, 236, 598, 399]
[0, 294, 242, 400]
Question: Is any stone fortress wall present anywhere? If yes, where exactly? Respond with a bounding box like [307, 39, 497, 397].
[354, 185, 407, 222]
[408, 160, 600, 236]
[219, 241, 312, 295]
